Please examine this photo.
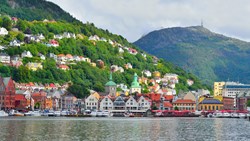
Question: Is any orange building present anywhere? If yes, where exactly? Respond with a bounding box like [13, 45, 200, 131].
[173, 99, 196, 111]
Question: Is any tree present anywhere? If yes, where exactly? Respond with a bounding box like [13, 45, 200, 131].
[16, 20, 27, 31]
[174, 106, 179, 111]
[2, 17, 12, 30]
[16, 33, 25, 41]
[67, 84, 90, 98]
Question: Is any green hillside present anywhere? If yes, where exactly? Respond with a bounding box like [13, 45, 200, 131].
[0, 0, 210, 97]
[134, 26, 250, 85]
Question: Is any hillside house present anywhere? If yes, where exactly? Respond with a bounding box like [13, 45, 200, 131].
[0, 53, 10, 64]
[21, 51, 33, 58]
[0, 27, 8, 36]
[26, 62, 43, 71]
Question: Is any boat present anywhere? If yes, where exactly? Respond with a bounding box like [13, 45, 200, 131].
[32, 111, 41, 116]
[60, 110, 69, 116]
[207, 113, 213, 118]
[13, 111, 24, 116]
[124, 112, 135, 117]
[92, 110, 111, 117]
[47, 110, 55, 116]
[231, 113, 239, 118]
[213, 112, 223, 118]
[239, 113, 246, 118]
[54, 111, 61, 116]
[155, 112, 163, 117]
[222, 112, 231, 118]
[24, 111, 33, 116]
[0, 110, 8, 117]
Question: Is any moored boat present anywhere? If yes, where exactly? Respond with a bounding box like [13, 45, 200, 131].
[231, 113, 239, 118]
[222, 112, 231, 118]
[239, 113, 246, 118]
[0, 110, 8, 117]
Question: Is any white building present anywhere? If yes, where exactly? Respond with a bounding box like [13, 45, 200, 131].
[21, 51, 33, 58]
[85, 94, 99, 110]
[142, 70, 152, 77]
[137, 96, 151, 111]
[222, 82, 250, 107]
[0, 27, 8, 36]
[125, 96, 138, 111]
[0, 53, 10, 64]
[99, 96, 113, 111]
[9, 40, 21, 46]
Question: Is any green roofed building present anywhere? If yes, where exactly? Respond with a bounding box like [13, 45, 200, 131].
[105, 73, 117, 96]
[130, 73, 141, 94]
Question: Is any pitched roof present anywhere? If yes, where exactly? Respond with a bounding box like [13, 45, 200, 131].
[173, 99, 195, 104]
[164, 101, 173, 107]
[15, 94, 27, 101]
[3, 77, 10, 86]
[200, 98, 222, 104]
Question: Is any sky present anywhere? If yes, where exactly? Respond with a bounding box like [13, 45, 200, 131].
[48, 0, 250, 42]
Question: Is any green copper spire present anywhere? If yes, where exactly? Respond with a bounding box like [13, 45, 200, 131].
[131, 73, 140, 88]
[105, 72, 116, 86]
[109, 72, 113, 81]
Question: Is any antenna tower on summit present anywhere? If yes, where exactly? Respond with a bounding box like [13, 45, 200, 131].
[201, 19, 203, 27]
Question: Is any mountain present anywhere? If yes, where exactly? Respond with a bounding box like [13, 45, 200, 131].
[0, 0, 76, 22]
[0, 0, 210, 97]
[134, 26, 250, 84]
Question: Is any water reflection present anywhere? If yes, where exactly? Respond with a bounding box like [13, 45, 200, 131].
[0, 117, 250, 141]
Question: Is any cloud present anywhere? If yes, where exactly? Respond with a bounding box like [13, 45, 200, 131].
[48, 0, 250, 42]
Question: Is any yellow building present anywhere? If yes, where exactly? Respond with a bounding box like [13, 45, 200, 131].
[214, 82, 225, 96]
[199, 98, 223, 111]
[26, 62, 43, 71]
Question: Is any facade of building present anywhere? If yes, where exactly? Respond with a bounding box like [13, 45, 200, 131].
[222, 82, 250, 107]
[173, 99, 196, 111]
[199, 98, 223, 111]
[99, 96, 113, 111]
[214, 82, 225, 96]
[85, 93, 99, 110]
[105, 73, 117, 96]
[0, 77, 16, 110]
[222, 96, 234, 110]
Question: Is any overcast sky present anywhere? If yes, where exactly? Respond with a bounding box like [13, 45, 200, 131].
[48, 0, 250, 42]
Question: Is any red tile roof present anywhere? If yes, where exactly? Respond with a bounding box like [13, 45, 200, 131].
[164, 95, 173, 101]
[15, 94, 27, 101]
[164, 101, 173, 107]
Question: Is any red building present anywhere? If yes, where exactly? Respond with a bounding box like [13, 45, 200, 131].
[15, 94, 29, 110]
[0, 77, 16, 110]
[222, 97, 234, 110]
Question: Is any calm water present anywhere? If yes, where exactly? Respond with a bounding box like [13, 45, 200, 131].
[0, 117, 249, 141]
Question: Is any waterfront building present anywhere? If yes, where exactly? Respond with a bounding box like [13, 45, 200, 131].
[99, 95, 113, 111]
[236, 91, 250, 111]
[85, 93, 99, 110]
[222, 81, 250, 107]
[222, 96, 234, 110]
[113, 96, 126, 111]
[198, 98, 223, 111]
[0, 77, 16, 110]
[61, 93, 77, 110]
[214, 82, 225, 96]
[125, 96, 138, 111]
[137, 96, 151, 111]
[130, 73, 141, 94]
[173, 99, 196, 111]
[105, 73, 117, 97]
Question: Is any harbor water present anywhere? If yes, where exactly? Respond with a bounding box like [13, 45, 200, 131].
[0, 117, 249, 141]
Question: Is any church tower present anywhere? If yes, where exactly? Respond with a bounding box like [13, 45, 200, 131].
[130, 73, 141, 94]
[105, 73, 117, 96]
